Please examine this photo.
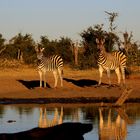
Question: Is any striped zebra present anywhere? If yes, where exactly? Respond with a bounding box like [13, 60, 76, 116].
[96, 38, 127, 86]
[35, 47, 63, 88]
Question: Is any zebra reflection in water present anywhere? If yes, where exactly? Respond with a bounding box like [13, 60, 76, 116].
[98, 108, 128, 140]
[38, 107, 63, 128]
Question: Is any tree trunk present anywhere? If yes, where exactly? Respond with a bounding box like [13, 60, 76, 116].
[74, 46, 78, 66]
[17, 49, 23, 62]
[17, 49, 20, 60]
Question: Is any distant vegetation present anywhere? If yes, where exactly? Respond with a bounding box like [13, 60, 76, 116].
[0, 12, 140, 72]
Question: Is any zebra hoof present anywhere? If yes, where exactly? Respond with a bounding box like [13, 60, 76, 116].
[35, 87, 43, 89]
[119, 84, 127, 90]
[107, 84, 113, 89]
[94, 84, 101, 88]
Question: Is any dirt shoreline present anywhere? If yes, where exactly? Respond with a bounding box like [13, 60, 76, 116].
[0, 67, 139, 104]
[1, 97, 140, 105]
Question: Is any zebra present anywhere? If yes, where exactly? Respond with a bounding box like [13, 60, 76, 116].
[96, 38, 127, 86]
[35, 47, 63, 88]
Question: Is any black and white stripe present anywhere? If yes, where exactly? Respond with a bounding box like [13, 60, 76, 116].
[35, 47, 63, 88]
[96, 38, 127, 85]
[37, 55, 63, 72]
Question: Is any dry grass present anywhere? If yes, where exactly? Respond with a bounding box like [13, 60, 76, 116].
[0, 59, 24, 68]
[0, 59, 37, 68]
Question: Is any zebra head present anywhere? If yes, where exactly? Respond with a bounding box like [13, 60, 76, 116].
[35, 46, 45, 60]
[96, 38, 105, 52]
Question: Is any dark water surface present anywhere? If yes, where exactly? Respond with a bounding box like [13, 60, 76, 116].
[0, 104, 140, 140]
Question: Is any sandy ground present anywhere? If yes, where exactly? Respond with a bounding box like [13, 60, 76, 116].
[0, 67, 139, 103]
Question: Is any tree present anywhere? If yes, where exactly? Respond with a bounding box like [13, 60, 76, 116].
[105, 11, 119, 52]
[79, 12, 120, 69]
[39, 35, 55, 57]
[80, 24, 107, 69]
[39, 36, 73, 64]
[55, 37, 73, 64]
[105, 11, 118, 32]
[0, 34, 6, 55]
[9, 33, 35, 63]
[122, 31, 140, 67]
[70, 40, 80, 66]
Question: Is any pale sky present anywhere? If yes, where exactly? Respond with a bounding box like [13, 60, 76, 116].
[0, 0, 139, 42]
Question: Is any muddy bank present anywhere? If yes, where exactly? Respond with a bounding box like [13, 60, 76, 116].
[0, 68, 139, 104]
[0, 96, 140, 105]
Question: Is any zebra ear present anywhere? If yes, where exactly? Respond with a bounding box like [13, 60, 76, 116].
[41, 48, 45, 52]
[96, 38, 99, 44]
[70, 41, 74, 46]
[35, 46, 39, 52]
[102, 39, 105, 44]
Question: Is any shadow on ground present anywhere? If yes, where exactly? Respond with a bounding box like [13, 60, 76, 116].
[63, 78, 112, 88]
[63, 78, 98, 87]
[17, 80, 51, 89]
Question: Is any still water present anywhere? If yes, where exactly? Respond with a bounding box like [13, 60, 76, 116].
[0, 104, 140, 140]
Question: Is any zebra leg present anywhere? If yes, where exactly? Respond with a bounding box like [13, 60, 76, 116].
[43, 72, 46, 88]
[107, 69, 111, 86]
[115, 68, 121, 85]
[98, 66, 104, 85]
[58, 68, 63, 87]
[121, 67, 126, 85]
[38, 71, 43, 88]
[53, 71, 58, 88]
